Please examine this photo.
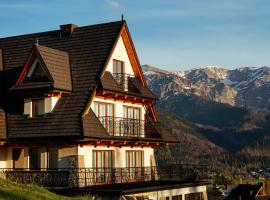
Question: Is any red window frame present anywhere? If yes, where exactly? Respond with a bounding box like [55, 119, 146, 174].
[126, 150, 144, 181]
[92, 150, 113, 183]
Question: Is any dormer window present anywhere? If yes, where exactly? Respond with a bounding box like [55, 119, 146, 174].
[24, 95, 60, 118]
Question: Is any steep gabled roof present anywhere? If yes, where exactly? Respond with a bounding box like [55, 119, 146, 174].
[11, 44, 72, 92]
[0, 20, 124, 139]
[0, 20, 171, 142]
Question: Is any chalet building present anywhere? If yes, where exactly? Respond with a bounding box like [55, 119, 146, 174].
[0, 20, 208, 199]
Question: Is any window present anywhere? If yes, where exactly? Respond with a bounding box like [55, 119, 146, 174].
[113, 59, 124, 75]
[93, 150, 113, 183]
[93, 101, 114, 134]
[29, 148, 41, 170]
[185, 192, 204, 200]
[123, 106, 142, 136]
[32, 98, 45, 116]
[172, 195, 183, 200]
[113, 59, 125, 88]
[123, 106, 140, 120]
[93, 102, 114, 117]
[47, 148, 58, 169]
[126, 150, 143, 180]
[24, 97, 59, 117]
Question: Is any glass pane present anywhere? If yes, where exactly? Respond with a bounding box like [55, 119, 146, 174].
[127, 108, 133, 119]
[99, 152, 104, 168]
[99, 104, 106, 117]
[113, 60, 117, 74]
[93, 102, 99, 117]
[107, 104, 113, 117]
[117, 61, 123, 74]
[123, 107, 127, 118]
[134, 108, 140, 119]
[33, 99, 44, 116]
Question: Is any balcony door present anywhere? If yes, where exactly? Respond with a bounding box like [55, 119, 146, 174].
[123, 106, 141, 136]
[126, 150, 143, 181]
[29, 148, 41, 170]
[113, 59, 124, 84]
[93, 150, 113, 183]
[93, 102, 114, 134]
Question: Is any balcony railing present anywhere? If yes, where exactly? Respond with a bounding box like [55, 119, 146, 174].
[98, 116, 160, 138]
[112, 73, 135, 91]
[0, 165, 208, 188]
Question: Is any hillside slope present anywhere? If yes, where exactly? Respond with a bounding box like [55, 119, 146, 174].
[145, 65, 270, 167]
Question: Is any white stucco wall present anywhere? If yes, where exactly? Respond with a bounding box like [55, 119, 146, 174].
[105, 36, 134, 75]
[78, 145, 154, 168]
[91, 97, 146, 120]
[131, 185, 208, 200]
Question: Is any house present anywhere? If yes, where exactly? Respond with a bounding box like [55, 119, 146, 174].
[226, 183, 270, 200]
[0, 19, 208, 199]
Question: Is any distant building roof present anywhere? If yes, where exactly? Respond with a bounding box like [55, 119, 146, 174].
[227, 183, 263, 200]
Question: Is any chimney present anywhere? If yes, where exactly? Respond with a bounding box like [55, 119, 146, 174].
[0, 49, 3, 71]
[59, 24, 78, 37]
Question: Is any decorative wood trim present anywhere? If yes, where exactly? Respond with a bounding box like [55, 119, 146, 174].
[120, 25, 146, 86]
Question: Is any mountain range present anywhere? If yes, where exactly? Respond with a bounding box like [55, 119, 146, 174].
[143, 65, 270, 170]
[143, 65, 270, 109]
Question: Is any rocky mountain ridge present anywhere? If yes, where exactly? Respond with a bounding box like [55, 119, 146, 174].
[143, 65, 270, 109]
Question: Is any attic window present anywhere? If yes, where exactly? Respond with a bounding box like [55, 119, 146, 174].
[25, 58, 48, 81]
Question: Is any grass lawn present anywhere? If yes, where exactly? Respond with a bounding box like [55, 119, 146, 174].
[0, 178, 96, 200]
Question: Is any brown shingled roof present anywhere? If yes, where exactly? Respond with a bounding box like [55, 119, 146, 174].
[1, 21, 124, 139]
[35, 44, 72, 91]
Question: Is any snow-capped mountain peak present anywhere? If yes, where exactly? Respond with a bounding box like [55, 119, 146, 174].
[142, 64, 270, 109]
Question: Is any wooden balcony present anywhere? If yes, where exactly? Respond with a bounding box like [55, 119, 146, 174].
[0, 165, 208, 189]
[98, 116, 161, 138]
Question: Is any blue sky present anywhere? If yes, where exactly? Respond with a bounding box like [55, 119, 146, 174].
[0, 0, 270, 71]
